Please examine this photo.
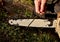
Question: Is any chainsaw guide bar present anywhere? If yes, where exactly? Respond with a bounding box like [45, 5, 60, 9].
[9, 19, 57, 28]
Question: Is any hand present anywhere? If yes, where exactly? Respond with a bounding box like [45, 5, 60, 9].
[34, 0, 47, 15]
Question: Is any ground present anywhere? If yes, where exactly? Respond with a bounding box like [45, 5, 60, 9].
[0, 0, 60, 42]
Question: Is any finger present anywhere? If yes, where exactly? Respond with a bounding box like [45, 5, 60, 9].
[34, 0, 41, 14]
[40, 12, 45, 15]
[40, 0, 46, 12]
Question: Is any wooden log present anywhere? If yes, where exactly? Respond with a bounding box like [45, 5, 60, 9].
[54, 0, 60, 38]
[55, 12, 60, 38]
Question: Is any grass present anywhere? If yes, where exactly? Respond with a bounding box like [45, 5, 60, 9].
[0, 21, 59, 42]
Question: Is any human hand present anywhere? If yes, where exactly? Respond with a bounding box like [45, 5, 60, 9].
[34, 0, 47, 15]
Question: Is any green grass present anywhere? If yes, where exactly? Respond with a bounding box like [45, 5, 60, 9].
[0, 21, 59, 42]
[20, 0, 33, 6]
